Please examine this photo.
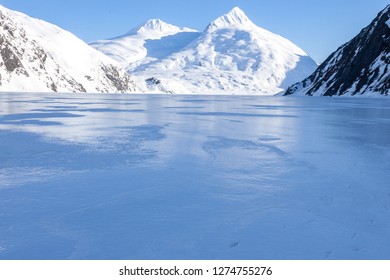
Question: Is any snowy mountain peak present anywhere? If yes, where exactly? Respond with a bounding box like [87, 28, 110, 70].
[206, 7, 255, 31]
[126, 19, 195, 36]
[91, 5, 316, 95]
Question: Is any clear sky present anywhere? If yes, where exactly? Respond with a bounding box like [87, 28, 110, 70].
[0, 0, 388, 63]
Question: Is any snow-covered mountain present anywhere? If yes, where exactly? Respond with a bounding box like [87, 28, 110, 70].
[91, 7, 318, 95]
[285, 5, 390, 96]
[0, 5, 137, 93]
[90, 19, 199, 70]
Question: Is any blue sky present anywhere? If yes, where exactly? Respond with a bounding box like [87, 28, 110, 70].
[0, 0, 388, 63]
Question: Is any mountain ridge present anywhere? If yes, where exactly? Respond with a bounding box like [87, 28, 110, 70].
[89, 19, 199, 69]
[91, 7, 317, 94]
[0, 4, 137, 93]
[125, 18, 197, 37]
[284, 4, 389, 96]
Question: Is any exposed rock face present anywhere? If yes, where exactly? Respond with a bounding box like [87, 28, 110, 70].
[285, 5, 390, 96]
[102, 65, 137, 92]
[0, 5, 138, 93]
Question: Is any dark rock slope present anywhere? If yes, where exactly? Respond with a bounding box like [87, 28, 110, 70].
[285, 5, 389, 96]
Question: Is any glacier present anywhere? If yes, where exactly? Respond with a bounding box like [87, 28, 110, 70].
[0, 93, 389, 260]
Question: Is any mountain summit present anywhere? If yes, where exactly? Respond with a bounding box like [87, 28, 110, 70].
[90, 19, 199, 67]
[206, 7, 255, 31]
[126, 19, 196, 37]
[285, 5, 389, 96]
[90, 6, 317, 94]
[121, 7, 317, 94]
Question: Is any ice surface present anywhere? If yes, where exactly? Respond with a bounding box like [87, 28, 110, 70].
[0, 93, 389, 260]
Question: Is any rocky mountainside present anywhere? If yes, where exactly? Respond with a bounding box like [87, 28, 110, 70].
[0, 5, 137, 93]
[285, 5, 389, 96]
[91, 7, 317, 95]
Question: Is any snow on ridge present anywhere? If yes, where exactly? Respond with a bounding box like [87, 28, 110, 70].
[206, 7, 256, 32]
[89, 6, 317, 95]
[284, 4, 389, 97]
[2, 2, 316, 95]
[381, 4, 390, 16]
[128, 7, 317, 95]
[0, 4, 116, 66]
[126, 19, 197, 37]
[89, 18, 200, 68]
[0, 4, 137, 93]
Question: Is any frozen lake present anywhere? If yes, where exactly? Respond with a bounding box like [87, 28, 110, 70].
[0, 93, 389, 260]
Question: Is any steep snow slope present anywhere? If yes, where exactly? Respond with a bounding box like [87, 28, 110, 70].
[0, 5, 137, 93]
[285, 5, 389, 96]
[92, 7, 317, 95]
[89, 19, 199, 70]
[133, 8, 317, 94]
